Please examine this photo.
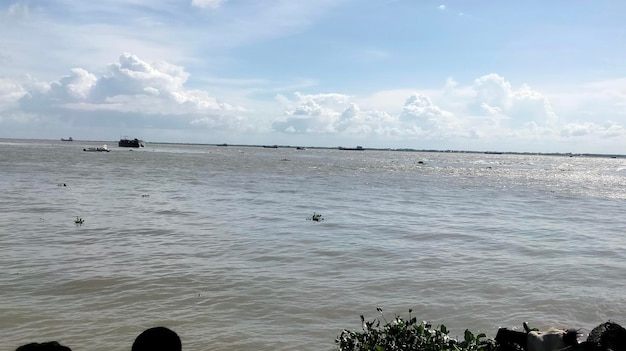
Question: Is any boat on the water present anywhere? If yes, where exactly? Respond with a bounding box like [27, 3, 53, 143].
[263, 145, 278, 148]
[83, 145, 110, 152]
[61, 137, 73, 141]
[338, 146, 364, 151]
[119, 137, 144, 148]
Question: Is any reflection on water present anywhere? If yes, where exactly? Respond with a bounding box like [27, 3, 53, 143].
[1, 139, 625, 351]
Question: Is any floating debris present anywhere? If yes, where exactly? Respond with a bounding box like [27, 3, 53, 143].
[141, 194, 150, 198]
[74, 217, 84, 225]
[307, 212, 324, 222]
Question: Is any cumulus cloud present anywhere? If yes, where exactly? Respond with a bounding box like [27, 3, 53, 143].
[90, 53, 189, 101]
[270, 73, 626, 150]
[273, 91, 462, 139]
[274, 91, 401, 137]
[273, 90, 460, 139]
[272, 92, 349, 133]
[19, 53, 244, 117]
[468, 73, 558, 130]
[510, 84, 557, 125]
[456, 74, 625, 142]
[400, 94, 465, 137]
[5, 52, 249, 138]
[472, 73, 513, 112]
[336, 103, 397, 136]
[2, 51, 625, 151]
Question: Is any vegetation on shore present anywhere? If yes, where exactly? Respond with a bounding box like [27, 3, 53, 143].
[336, 308, 495, 351]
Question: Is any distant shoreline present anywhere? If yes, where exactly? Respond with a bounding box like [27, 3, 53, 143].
[1, 137, 624, 159]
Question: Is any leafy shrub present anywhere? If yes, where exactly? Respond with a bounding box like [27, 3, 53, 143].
[336, 308, 495, 351]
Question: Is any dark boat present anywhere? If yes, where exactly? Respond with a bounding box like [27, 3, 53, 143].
[61, 137, 73, 141]
[263, 145, 278, 148]
[338, 146, 364, 151]
[119, 137, 144, 148]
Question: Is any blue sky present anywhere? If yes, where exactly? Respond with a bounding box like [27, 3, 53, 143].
[1, 0, 625, 153]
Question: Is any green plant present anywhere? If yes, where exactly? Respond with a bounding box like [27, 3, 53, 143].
[336, 308, 495, 351]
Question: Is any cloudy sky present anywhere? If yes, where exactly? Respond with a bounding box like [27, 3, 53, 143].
[1, 0, 624, 153]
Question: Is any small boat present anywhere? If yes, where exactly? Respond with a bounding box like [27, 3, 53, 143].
[83, 145, 110, 152]
[338, 146, 364, 151]
[119, 137, 144, 148]
[263, 145, 278, 148]
[61, 137, 73, 141]
[217, 143, 228, 147]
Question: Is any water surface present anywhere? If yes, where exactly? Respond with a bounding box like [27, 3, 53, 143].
[1, 139, 625, 351]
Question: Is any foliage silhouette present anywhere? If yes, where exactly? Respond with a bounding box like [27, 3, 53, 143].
[336, 309, 495, 351]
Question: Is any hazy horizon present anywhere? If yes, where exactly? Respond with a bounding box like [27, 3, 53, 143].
[5, 137, 625, 157]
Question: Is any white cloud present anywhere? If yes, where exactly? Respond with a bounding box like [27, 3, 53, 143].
[2, 49, 626, 152]
[0, 77, 27, 106]
[0, 1, 350, 83]
[561, 121, 625, 138]
[190, 113, 251, 131]
[97, 53, 189, 97]
[273, 92, 349, 133]
[18, 53, 243, 117]
[3, 52, 250, 140]
[510, 84, 558, 126]
[267, 73, 626, 151]
[438, 5, 446, 10]
[400, 94, 468, 138]
[480, 102, 501, 115]
[273, 91, 462, 139]
[336, 103, 397, 136]
[191, 0, 227, 9]
[466, 74, 559, 130]
[551, 78, 626, 119]
[472, 73, 513, 112]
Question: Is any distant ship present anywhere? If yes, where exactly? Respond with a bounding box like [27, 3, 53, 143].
[61, 137, 73, 141]
[338, 146, 364, 151]
[119, 137, 144, 148]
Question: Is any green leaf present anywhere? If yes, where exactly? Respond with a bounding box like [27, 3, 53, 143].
[464, 329, 475, 343]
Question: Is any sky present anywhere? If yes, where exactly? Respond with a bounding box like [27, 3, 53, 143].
[0, 0, 625, 153]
